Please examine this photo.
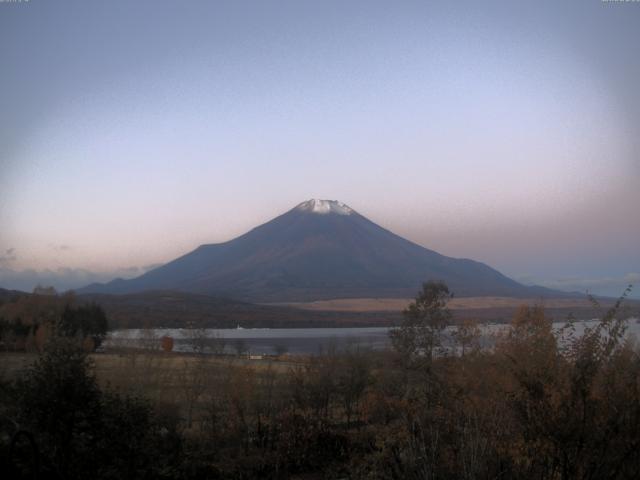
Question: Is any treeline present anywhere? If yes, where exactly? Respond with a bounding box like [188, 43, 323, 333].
[1, 282, 639, 479]
[78, 291, 400, 329]
[0, 289, 108, 352]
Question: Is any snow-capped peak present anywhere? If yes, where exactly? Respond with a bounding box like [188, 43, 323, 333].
[296, 199, 354, 215]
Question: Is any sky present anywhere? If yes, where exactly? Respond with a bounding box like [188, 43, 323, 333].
[1, 0, 639, 298]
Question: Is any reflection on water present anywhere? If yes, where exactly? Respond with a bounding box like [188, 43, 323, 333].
[107, 327, 391, 355]
[106, 318, 640, 356]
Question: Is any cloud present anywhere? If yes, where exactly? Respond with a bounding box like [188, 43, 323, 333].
[517, 273, 640, 298]
[0, 248, 17, 266]
[48, 243, 72, 252]
[0, 263, 160, 293]
[142, 263, 163, 271]
[624, 273, 640, 284]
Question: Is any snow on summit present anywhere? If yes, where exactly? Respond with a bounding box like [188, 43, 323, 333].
[296, 199, 353, 215]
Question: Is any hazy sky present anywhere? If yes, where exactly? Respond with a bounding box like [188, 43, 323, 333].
[1, 0, 639, 298]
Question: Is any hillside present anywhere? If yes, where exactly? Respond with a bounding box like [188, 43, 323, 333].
[77, 291, 400, 329]
[79, 199, 565, 302]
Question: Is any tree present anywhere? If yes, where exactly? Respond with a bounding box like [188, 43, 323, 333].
[185, 323, 208, 354]
[14, 337, 182, 479]
[210, 331, 226, 355]
[32, 285, 58, 296]
[274, 344, 288, 357]
[16, 338, 102, 478]
[496, 304, 557, 379]
[34, 322, 53, 352]
[453, 318, 482, 357]
[58, 303, 108, 349]
[390, 280, 453, 363]
[337, 347, 371, 427]
[234, 339, 248, 357]
[161, 335, 174, 352]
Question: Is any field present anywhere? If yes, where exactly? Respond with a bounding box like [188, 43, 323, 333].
[269, 295, 640, 324]
[1, 349, 301, 434]
[3, 298, 640, 479]
[269, 296, 604, 312]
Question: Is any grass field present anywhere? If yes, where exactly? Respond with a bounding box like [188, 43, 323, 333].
[267, 296, 624, 312]
[1, 350, 301, 428]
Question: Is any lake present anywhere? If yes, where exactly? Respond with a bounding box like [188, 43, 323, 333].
[106, 318, 640, 355]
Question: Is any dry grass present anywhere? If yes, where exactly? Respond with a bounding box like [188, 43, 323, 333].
[267, 296, 600, 312]
[0, 351, 38, 381]
[1, 350, 302, 431]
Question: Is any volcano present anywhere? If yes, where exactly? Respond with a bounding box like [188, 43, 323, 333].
[79, 199, 558, 301]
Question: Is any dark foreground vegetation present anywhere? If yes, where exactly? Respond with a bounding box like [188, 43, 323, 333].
[1, 282, 639, 479]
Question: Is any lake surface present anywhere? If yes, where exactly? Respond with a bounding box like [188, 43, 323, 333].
[106, 318, 640, 355]
[108, 327, 391, 354]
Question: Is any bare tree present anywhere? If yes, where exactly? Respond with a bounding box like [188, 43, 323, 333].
[453, 319, 482, 357]
[273, 344, 288, 357]
[390, 280, 453, 364]
[337, 346, 371, 427]
[180, 322, 211, 428]
[210, 331, 226, 356]
[233, 339, 248, 357]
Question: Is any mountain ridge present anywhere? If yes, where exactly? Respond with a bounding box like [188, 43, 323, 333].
[78, 199, 567, 301]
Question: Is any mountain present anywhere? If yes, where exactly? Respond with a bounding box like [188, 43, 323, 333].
[0, 287, 30, 303]
[79, 199, 562, 301]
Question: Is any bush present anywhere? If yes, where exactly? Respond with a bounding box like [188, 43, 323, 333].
[12, 338, 182, 479]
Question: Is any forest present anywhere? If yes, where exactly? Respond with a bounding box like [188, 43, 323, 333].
[0, 282, 639, 479]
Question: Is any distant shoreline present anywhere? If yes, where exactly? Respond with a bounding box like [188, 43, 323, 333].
[264, 296, 636, 313]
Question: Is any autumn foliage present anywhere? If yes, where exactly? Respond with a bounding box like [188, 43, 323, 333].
[161, 335, 174, 352]
[0, 290, 107, 351]
[1, 284, 639, 479]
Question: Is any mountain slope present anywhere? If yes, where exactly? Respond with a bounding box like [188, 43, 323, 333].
[79, 199, 561, 301]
